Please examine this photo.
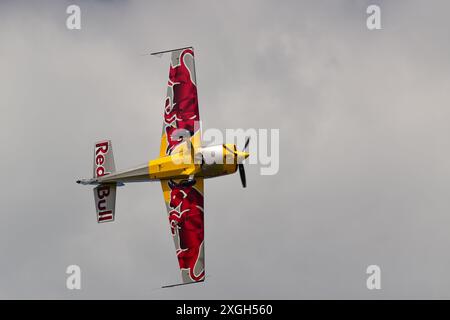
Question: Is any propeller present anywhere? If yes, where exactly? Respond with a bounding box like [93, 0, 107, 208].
[238, 163, 246, 188]
[239, 137, 250, 188]
[244, 136, 250, 150]
[224, 137, 250, 188]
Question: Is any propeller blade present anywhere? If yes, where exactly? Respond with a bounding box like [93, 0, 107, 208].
[238, 164, 246, 188]
[244, 137, 250, 151]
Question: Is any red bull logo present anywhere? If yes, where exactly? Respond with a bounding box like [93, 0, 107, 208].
[96, 185, 113, 222]
[94, 141, 110, 177]
[163, 48, 199, 155]
[167, 179, 205, 282]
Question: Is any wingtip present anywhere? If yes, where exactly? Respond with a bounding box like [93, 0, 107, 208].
[148, 46, 194, 57]
[161, 279, 205, 289]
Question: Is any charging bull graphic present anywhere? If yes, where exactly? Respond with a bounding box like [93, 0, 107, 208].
[163, 48, 199, 155]
[167, 179, 205, 282]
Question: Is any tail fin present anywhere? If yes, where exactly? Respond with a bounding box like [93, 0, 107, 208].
[93, 140, 116, 178]
[93, 140, 117, 223]
[94, 184, 116, 223]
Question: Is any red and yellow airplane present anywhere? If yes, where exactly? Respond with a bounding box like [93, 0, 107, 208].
[77, 47, 249, 287]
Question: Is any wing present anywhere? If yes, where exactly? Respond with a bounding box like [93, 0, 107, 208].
[159, 47, 201, 157]
[160, 178, 205, 284]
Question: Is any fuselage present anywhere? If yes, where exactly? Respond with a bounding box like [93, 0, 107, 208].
[78, 144, 248, 185]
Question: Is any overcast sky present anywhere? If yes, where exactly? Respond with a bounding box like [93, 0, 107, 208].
[1, 0, 450, 299]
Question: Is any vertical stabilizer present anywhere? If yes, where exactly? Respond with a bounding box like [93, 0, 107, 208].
[93, 140, 116, 178]
[93, 140, 117, 223]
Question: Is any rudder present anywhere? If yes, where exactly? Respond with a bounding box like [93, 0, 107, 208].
[93, 140, 117, 223]
[94, 184, 116, 223]
[93, 140, 116, 178]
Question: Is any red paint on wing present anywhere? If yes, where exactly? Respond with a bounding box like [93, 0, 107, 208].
[168, 180, 205, 282]
[164, 49, 199, 155]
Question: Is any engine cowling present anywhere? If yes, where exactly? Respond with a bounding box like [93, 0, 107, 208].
[199, 144, 237, 177]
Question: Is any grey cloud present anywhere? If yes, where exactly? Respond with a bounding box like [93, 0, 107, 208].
[1, 0, 450, 299]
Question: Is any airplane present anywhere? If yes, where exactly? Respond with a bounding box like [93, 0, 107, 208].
[76, 46, 250, 287]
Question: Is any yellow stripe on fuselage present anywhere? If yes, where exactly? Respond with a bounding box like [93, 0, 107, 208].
[148, 152, 200, 181]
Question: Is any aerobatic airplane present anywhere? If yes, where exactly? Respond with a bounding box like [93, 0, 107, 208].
[77, 47, 250, 287]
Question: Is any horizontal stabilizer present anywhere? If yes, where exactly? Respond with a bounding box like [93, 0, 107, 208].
[93, 184, 116, 223]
